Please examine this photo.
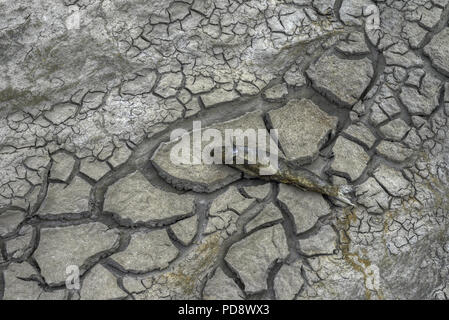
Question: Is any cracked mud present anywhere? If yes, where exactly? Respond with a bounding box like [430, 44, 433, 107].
[1, 0, 449, 300]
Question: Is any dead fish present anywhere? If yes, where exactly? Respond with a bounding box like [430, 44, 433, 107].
[220, 145, 355, 206]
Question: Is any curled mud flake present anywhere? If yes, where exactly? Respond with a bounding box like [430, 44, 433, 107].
[219, 146, 355, 206]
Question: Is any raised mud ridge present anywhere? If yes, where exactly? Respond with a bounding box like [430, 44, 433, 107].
[0, 0, 449, 300]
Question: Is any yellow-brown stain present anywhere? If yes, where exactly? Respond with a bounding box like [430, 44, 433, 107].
[164, 233, 222, 296]
[337, 206, 385, 300]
